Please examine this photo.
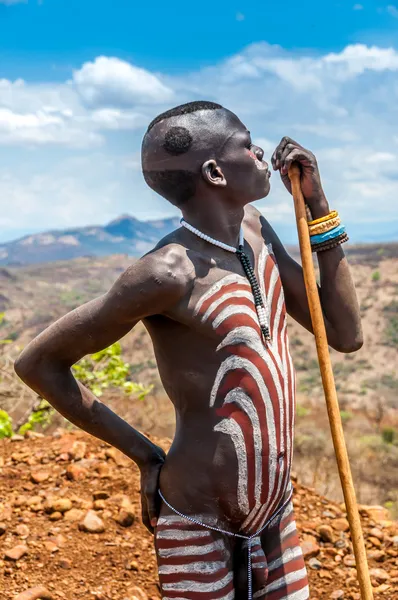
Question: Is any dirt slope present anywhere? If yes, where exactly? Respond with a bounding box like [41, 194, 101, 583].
[1, 431, 397, 600]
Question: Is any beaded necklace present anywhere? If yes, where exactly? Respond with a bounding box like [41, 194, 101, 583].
[180, 218, 271, 342]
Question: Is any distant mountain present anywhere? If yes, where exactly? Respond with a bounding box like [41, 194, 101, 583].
[0, 215, 181, 266]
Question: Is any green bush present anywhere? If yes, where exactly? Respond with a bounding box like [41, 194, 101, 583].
[72, 342, 152, 400]
[382, 427, 397, 445]
[296, 404, 311, 418]
[340, 410, 353, 424]
[372, 270, 381, 282]
[0, 410, 13, 439]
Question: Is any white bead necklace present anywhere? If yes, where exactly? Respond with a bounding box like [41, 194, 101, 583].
[180, 218, 271, 342]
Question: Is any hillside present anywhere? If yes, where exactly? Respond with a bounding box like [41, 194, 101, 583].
[0, 430, 397, 600]
[0, 244, 397, 513]
[0, 216, 180, 266]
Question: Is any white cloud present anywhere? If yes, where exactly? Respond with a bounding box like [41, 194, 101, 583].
[1, 43, 398, 242]
[387, 5, 398, 18]
[0, 0, 27, 4]
[236, 12, 245, 21]
[72, 56, 174, 108]
[353, 3, 363, 9]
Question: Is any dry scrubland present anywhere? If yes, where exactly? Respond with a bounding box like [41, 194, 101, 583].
[0, 244, 397, 513]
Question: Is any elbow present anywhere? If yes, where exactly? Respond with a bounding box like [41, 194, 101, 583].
[14, 346, 43, 386]
[331, 334, 364, 354]
[14, 350, 33, 383]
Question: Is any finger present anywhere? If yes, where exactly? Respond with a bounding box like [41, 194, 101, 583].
[140, 491, 152, 533]
[146, 487, 161, 529]
[272, 136, 290, 169]
[281, 149, 311, 176]
[279, 143, 296, 167]
[272, 136, 306, 167]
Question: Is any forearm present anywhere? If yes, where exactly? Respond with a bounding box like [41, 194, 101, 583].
[15, 359, 164, 468]
[317, 246, 363, 350]
[309, 197, 363, 351]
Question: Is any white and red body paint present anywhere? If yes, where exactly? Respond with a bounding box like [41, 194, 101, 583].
[194, 243, 296, 534]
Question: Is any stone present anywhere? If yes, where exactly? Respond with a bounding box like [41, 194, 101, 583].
[0, 522, 7, 536]
[359, 505, 389, 522]
[343, 554, 356, 567]
[96, 463, 111, 478]
[93, 499, 107, 511]
[93, 491, 110, 501]
[4, 544, 28, 561]
[308, 557, 322, 570]
[330, 591, 344, 599]
[369, 527, 384, 541]
[24, 431, 45, 440]
[30, 471, 50, 484]
[116, 506, 135, 528]
[49, 512, 63, 521]
[69, 440, 86, 461]
[332, 518, 350, 532]
[373, 584, 390, 594]
[15, 524, 30, 538]
[105, 447, 130, 466]
[368, 536, 382, 547]
[79, 510, 105, 533]
[58, 558, 72, 569]
[369, 567, 389, 583]
[27, 495, 42, 507]
[63, 508, 85, 522]
[301, 538, 320, 559]
[317, 524, 334, 543]
[368, 550, 386, 562]
[127, 587, 148, 600]
[11, 435, 24, 442]
[15, 586, 53, 600]
[129, 560, 139, 571]
[66, 464, 87, 481]
[51, 498, 72, 513]
[44, 541, 59, 552]
[14, 495, 28, 507]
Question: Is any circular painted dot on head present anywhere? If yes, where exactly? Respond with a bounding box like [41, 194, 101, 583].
[163, 126, 193, 156]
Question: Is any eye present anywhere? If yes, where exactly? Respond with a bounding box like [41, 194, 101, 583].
[246, 142, 253, 150]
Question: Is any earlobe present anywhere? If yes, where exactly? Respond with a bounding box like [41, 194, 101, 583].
[201, 160, 227, 187]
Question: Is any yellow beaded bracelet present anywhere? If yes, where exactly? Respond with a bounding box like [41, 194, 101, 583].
[309, 215, 341, 236]
[307, 210, 338, 226]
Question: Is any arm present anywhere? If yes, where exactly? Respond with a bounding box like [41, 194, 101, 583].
[265, 137, 363, 353]
[14, 245, 191, 530]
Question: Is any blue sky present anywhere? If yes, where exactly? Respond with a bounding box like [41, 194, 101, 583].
[1, 0, 398, 243]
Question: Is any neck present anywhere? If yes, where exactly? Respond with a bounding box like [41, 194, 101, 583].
[182, 204, 245, 248]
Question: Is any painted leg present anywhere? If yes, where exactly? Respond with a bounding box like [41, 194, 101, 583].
[155, 511, 235, 600]
[253, 503, 310, 600]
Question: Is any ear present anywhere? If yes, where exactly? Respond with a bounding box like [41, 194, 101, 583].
[201, 160, 227, 187]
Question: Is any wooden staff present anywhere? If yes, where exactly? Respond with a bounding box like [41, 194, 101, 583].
[288, 163, 374, 600]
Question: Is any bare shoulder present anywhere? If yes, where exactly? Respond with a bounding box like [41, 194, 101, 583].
[113, 242, 195, 318]
[244, 204, 284, 251]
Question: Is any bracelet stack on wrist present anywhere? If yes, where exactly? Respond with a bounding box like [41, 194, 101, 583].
[308, 210, 348, 253]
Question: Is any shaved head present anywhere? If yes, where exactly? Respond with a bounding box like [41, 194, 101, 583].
[141, 100, 271, 207]
[142, 101, 237, 206]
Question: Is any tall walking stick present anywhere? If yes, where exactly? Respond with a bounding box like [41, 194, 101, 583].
[288, 164, 374, 600]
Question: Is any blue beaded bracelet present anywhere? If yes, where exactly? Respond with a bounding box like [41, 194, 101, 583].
[310, 224, 346, 245]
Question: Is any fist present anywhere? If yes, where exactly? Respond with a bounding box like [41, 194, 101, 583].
[271, 137, 327, 209]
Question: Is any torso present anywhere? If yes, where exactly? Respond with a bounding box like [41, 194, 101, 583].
[143, 211, 296, 532]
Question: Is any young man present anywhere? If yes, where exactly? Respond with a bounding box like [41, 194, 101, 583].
[15, 101, 363, 600]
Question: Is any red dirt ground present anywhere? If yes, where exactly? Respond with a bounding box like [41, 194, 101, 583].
[1, 430, 397, 600]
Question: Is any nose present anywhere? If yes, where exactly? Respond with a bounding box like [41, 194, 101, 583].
[253, 146, 264, 162]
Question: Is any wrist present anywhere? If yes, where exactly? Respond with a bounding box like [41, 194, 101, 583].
[137, 443, 166, 471]
[306, 195, 330, 220]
